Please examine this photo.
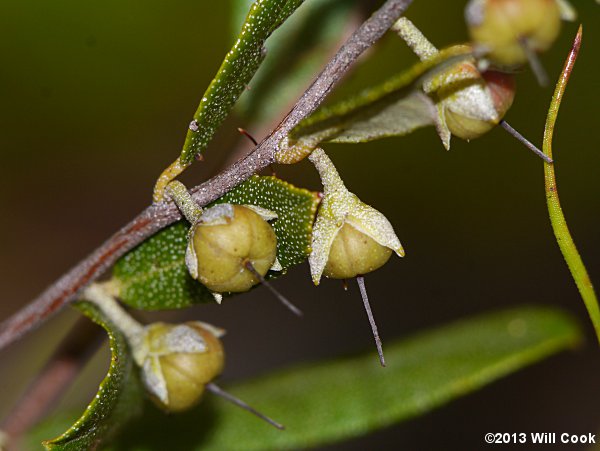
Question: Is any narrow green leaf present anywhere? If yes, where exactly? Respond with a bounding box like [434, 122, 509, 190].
[542, 27, 600, 344]
[231, 0, 256, 34]
[236, 0, 358, 126]
[32, 306, 580, 450]
[284, 45, 471, 155]
[179, 0, 305, 165]
[41, 301, 144, 450]
[171, 307, 579, 451]
[112, 176, 319, 310]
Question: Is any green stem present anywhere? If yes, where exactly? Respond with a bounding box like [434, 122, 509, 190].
[391, 17, 438, 61]
[165, 181, 203, 224]
[82, 283, 146, 362]
[308, 148, 347, 195]
[153, 158, 190, 203]
[543, 26, 600, 344]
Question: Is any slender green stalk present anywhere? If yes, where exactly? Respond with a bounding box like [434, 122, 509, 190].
[165, 181, 203, 224]
[543, 26, 600, 344]
[391, 17, 438, 61]
[82, 283, 146, 361]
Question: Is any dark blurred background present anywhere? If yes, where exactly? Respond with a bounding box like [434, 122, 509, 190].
[0, 0, 599, 449]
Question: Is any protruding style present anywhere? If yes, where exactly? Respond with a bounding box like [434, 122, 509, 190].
[308, 148, 402, 366]
[308, 148, 403, 286]
[82, 283, 284, 428]
[139, 321, 225, 413]
[357, 276, 385, 367]
[206, 383, 285, 430]
[393, 16, 552, 163]
[166, 180, 300, 314]
[465, 0, 563, 67]
[186, 204, 278, 294]
[392, 17, 516, 149]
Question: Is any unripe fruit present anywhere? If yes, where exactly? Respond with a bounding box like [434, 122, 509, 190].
[143, 322, 224, 413]
[192, 205, 277, 293]
[465, 0, 561, 66]
[442, 68, 516, 141]
[307, 148, 403, 284]
[323, 223, 393, 279]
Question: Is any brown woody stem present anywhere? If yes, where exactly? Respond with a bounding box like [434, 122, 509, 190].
[0, 0, 415, 352]
[0, 318, 103, 444]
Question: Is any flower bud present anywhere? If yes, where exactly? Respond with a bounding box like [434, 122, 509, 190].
[323, 223, 393, 279]
[141, 321, 225, 413]
[465, 0, 562, 66]
[186, 204, 278, 294]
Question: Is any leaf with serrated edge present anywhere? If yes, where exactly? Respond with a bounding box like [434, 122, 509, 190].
[180, 0, 305, 165]
[112, 176, 319, 310]
[42, 301, 144, 450]
[31, 307, 580, 450]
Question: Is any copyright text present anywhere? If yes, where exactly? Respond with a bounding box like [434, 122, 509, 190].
[484, 432, 596, 445]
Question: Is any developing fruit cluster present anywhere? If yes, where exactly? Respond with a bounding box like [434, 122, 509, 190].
[0, 4, 581, 449]
[146, 0, 572, 416]
[74, 0, 576, 431]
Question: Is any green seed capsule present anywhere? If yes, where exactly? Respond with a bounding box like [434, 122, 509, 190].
[466, 0, 561, 66]
[323, 223, 393, 279]
[142, 322, 225, 413]
[442, 68, 516, 141]
[192, 205, 277, 293]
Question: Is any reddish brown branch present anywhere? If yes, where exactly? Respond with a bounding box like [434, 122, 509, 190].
[1, 319, 103, 446]
[0, 0, 414, 352]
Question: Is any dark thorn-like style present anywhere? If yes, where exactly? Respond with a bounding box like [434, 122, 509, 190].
[206, 383, 285, 430]
[500, 120, 553, 163]
[237, 127, 259, 146]
[519, 38, 549, 87]
[342, 279, 349, 291]
[356, 276, 386, 367]
[243, 260, 303, 317]
[237, 128, 276, 175]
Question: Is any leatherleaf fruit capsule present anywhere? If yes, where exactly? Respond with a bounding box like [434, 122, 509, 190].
[466, 0, 561, 66]
[143, 321, 225, 413]
[323, 223, 393, 279]
[193, 205, 277, 293]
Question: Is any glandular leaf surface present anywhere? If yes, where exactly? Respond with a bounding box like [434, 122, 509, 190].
[42, 301, 144, 450]
[112, 176, 319, 310]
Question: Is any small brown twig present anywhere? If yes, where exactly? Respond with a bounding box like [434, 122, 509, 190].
[0, 0, 415, 352]
[0, 318, 104, 447]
